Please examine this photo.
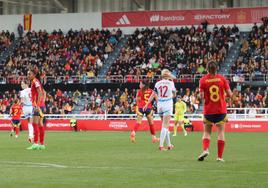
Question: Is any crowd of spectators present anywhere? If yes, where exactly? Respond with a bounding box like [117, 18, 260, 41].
[108, 25, 239, 79]
[0, 31, 15, 54]
[1, 86, 268, 115]
[1, 28, 122, 83]
[230, 23, 268, 75]
[228, 86, 268, 110]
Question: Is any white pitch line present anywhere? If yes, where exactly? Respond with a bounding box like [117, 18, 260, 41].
[1, 161, 267, 175]
[0, 161, 67, 168]
[70, 166, 268, 175]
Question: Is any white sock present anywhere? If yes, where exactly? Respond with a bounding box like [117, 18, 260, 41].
[166, 130, 171, 146]
[160, 127, 168, 147]
[28, 123, 33, 139]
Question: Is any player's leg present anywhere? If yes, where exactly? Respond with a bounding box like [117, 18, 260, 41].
[159, 102, 173, 150]
[28, 117, 34, 143]
[173, 118, 178, 136]
[10, 120, 15, 137]
[146, 111, 159, 143]
[198, 122, 212, 161]
[27, 113, 40, 150]
[14, 121, 20, 138]
[216, 123, 225, 162]
[179, 119, 187, 136]
[163, 114, 173, 150]
[25, 106, 34, 142]
[38, 116, 46, 150]
[159, 114, 167, 150]
[130, 111, 142, 142]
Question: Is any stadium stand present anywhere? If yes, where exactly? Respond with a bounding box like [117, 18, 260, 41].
[230, 23, 268, 75]
[108, 25, 239, 78]
[1, 28, 122, 83]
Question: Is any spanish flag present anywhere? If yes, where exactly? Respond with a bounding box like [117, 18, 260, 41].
[24, 14, 32, 31]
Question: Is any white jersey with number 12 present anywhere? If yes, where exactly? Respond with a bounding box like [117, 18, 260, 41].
[154, 79, 176, 100]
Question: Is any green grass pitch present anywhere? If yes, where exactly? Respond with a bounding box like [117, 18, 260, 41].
[0, 131, 267, 188]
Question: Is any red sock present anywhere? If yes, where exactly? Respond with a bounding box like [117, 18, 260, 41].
[15, 127, 20, 136]
[203, 138, 210, 151]
[217, 140, 225, 158]
[39, 126, 45, 145]
[149, 124, 156, 135]
[33, 123, 39, 144]
[133, 123, 140, 132]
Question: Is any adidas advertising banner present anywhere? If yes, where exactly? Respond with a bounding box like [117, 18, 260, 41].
[102, 7, 268, 27]
[1, 119, 268, 132]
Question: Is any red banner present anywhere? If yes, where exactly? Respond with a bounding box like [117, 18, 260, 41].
[102, 7, 268, 27]
[1, 119, 268, 132]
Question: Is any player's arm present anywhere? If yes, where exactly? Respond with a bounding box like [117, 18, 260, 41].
[136, 92, 140, 104]
[9, 106, 13, 117]
[36, 87, 44, 107]
[174, 103, 178, 114]
[19, 92, 25, 105]
[199, 78, 205, 100]
[172, 91, 176, 99]
[223, 77, 233, 99]
[226, 89, 233, 98]
[143, 91, 156, 111]
[183, 101, 187, 113]
[172, 82, 176, 99]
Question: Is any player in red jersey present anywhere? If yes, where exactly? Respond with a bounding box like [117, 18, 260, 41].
[198, 61, 233, 162]
[27, 68, 46, 150]
[10, 99, 23, 138]
[130, 81, 159, 143]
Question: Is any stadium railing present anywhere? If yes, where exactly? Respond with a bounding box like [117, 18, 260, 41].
[1, 108, 267, 120]
[1, 74, 267, 84]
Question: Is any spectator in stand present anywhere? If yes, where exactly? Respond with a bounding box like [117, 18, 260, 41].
[17, 24, 23, 38]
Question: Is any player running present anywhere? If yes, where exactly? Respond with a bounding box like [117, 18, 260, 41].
[10, 99, 23, 138]
[20, 81, 34, 143]
[173, 96, 187, 136]
[27, 68, 46, 150]
[144, 69, 176, 151]
[130, 81, 159, 143]
[198, 61, 232, 162]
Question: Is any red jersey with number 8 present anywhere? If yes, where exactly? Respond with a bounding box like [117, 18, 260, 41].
[137, 89, 153, 109]
[199, 74, 230, 115]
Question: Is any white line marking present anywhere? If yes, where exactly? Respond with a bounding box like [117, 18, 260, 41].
[0, 161, 67, 168]
[1, 161, 267, 175]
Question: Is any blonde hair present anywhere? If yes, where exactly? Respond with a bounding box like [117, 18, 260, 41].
[161, 69, 176, 80]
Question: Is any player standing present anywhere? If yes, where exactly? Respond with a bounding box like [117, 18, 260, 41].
[144, 69, 176, 150]
[27, 68, 46, 150]
[173, 96, 187, 136]
[10, 99, 23, 138]
[20, 81, 34, 142]
[130, 81, 159, 143]
[198, 61, 232, 162]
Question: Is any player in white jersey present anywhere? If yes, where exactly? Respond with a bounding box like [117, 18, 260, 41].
[144, 69, 176, 150]
[20, 81, 34, 142]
